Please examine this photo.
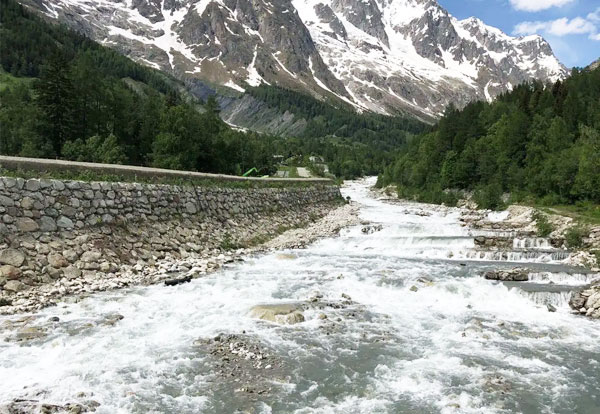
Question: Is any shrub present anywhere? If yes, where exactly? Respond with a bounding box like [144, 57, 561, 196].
[473, 182, 504, 210]
[564, 226, 588, 249]
[532, 210, 554, 237]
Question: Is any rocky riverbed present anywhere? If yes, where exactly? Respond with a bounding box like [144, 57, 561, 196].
[1, 179, 599, 414]
[372, 185, 600, 320]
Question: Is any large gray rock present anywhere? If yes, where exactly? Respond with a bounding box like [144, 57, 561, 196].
[249, 303, 305, 325]
[0, 249, 25, 267]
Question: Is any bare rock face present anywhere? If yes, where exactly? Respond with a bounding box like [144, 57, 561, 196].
[569, 280, 600, 319]
[23, 0, 566, 122]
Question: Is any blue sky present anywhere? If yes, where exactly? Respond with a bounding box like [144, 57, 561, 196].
[437, 0, 600, 68]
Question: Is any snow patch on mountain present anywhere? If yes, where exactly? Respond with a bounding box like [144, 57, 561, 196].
[24, 0, 568, 120]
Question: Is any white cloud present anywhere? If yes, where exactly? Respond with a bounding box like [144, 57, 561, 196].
[510, 0, 575, 12]
[588, 8, 600, 22]
[514, 16, 600, 40]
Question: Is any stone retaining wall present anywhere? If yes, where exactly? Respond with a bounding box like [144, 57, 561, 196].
[0, 176, 340, 234]
[0, 174, 342, 312]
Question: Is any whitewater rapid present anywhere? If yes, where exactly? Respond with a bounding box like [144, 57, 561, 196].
[1, 179, 599, 413]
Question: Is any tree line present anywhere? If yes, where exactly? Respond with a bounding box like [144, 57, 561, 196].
[377, 65, 600, 208]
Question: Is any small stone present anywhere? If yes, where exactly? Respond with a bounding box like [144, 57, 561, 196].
[39, 216, 57, 232]
[185, 202, 197, 214]
[49, 316, 60, 322]
[16, 217, 39, 232]
[25, 179, 41, 191]
[57, 216, 74, 229]
[63, 249, 79, 262]
[3, 280, 27, 292]
[64, 265, 82, 280]
[547, 304, 557, 312]
[20, 196, 35, 209]
[0, 195, 14, 207]
[410, 285, 419, 292]
[0, 248, 26, 267]
[48, 253, 68, 268]
[0, 265, 21, 280]
[52, 180, 65, 191]
[80, 251, 101, 262]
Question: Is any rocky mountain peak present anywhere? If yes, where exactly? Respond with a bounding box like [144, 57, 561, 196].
[22, 0, 568, 121]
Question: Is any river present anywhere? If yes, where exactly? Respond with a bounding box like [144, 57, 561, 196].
[1, 179, 599, 413]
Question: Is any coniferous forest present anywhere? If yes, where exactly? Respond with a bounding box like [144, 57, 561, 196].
[378, 66, 600, 208]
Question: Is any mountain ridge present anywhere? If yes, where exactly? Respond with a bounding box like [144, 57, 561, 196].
[20, 0, 567, 120]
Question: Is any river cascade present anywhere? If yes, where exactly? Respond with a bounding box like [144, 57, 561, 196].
[1, 179, 599, 413]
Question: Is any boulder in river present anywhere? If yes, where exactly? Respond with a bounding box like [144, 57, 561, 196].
[483, 269, 528, 282]
[249, 304, 305, 324]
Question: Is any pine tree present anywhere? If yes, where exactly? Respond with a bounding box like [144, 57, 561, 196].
[34, 52, 76, 155]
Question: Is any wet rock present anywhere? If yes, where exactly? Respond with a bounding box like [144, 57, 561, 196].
[164, 275, 192, 286]
[547, 304, 557, 312]
[3, 400, 91, 413]
[193, 333, 286, 399]
[0, 248, 25, 267]
[15, 326, 47, 341]
[249, 303, 305, 325]
[99, 313, 124, 326]
[482, 374, 512, 394]
[483, 268, 528, 282]
[0, 298, 12, 306]
[416, 276, 434, 285]
[361, 224, 383, 234]
[409, 285, 419, 292]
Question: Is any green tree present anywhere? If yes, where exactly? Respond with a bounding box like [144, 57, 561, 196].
[34, 52, 76, 155]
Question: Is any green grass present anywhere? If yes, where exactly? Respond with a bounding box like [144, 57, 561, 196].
[538, 204, 600, 226]
[0, 167, 334, 190]
[0, 69, 34, 92]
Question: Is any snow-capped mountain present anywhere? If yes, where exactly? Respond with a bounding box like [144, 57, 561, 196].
[23, 0, 567, 120]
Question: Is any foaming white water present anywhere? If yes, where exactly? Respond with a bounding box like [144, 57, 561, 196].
[1, 178, 599, 414]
